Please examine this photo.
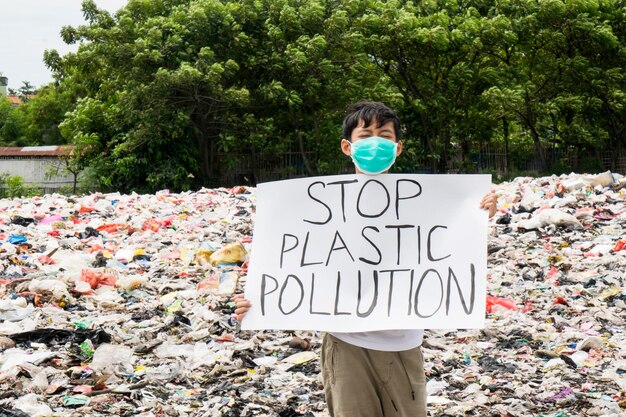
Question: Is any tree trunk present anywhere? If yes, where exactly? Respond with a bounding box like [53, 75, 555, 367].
[502, 117, 510, 175]
[419, 111, 437, 173]
[297, 130, 318, 176]
[249, 143, 259, 186]
[438, 137, 449, 173]
[193, 111, 211, 184]
[461, 140, 469, 171]
[529, 126, 547, 172]
[196, 131, 210, 183]
[209, 136, 218, 178]
[521, 93, 547, 172]
[523, 101, 547, 171]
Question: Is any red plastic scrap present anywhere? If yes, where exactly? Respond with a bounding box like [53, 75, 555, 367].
[554, 183, 565, 196]
[553, 296, 570, 306]
[240, 259, 249, 274]
[486, 295, 518, 313]
[88, 244, 105, 254]
[197, 274, 219, 291]
[98, 223, 135, 235]
[613, 240, 625, 252]
[97, 223, 126, 233]
[73, 385, 93, 394]
[546, 266, 559, 280]
[229, 186, 247, 195]
[80, 269, 117, 289]
[216, 334, 235, 342]
[142, 217, 174, 232]
[38, 255, 55, 265]
[142, 219, 160, 232]
[593, 209, 616, 220]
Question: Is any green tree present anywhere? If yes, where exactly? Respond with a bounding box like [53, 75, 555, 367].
[20, 84, 75, 145]
[0, 97, 25, 145]
[481, 0, 623, 171]
[18, 81, 36, 103]
[34, 0, 626, 189]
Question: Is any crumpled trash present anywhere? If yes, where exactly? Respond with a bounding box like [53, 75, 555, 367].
[486, 295, 518, 313]
[79, 268, 117, 289]
[209, 241, 247, 266]
[0, 174, 622, 416]
[11, 216, 35, 227]
[7, 328, 111, 346]
[0, 349, 56, 372]
[0, 298, 34, 322]
[90, 343, 134, 375]
[13, 394, 53, 416]
[583, 170, 616, 187]
[28, 279, 70, 301]
[77, 226, 100, 239]
[421, 171, 626, 417]
[8, 234, 27, 245]
[61, 395, 91, 407]
[518, 208, 582, 230]
[197, 271, 239, 295]
[0, 408, 30, 417]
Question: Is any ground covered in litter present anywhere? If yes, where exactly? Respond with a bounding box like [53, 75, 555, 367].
[0, 173, 625, 417]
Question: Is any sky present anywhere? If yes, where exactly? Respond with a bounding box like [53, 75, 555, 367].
[0, 0, 129, 90]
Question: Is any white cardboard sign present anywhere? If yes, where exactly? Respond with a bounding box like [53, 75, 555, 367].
[242, 174, 490, 331]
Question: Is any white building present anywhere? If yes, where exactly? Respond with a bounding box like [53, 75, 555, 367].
[0, 146, 77, 194]
[0, 76, 7, 97]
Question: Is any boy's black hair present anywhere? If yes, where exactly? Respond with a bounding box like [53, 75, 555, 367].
[342, 101, 401, 141]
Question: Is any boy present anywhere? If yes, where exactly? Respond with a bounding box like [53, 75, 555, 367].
[233, 101, 498, 416]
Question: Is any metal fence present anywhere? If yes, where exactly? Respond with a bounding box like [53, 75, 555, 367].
[211, 143, 626, 186]
[211, 151, 318, 186]
[455, 144, 626, 176]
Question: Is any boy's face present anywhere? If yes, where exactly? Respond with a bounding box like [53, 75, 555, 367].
[341, 119, 403, 174]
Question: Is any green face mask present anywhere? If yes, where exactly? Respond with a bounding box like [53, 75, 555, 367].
[350, 136, 398, 175]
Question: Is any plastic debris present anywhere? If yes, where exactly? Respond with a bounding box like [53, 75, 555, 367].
[13, 394, 53, 416]
[80, 268, 117, 289]
[7, 235, 27, 245]
[485, 295, 518, 313]
[0, 175, 623, 416]
[209, 241, 247, 266]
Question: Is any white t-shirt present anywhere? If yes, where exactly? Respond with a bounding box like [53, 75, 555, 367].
[330, 329, 424, 352]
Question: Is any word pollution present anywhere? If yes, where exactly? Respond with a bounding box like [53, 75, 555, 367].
[258, 265, 476, 319]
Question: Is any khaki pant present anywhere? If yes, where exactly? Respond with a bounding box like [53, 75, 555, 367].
[321, 333, 427, 417]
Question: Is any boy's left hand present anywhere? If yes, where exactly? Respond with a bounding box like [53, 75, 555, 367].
[480, 190, 498, 219]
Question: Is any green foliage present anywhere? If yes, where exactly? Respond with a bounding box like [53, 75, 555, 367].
[5, 0, 626, 191]
[0, 97, 24, 145]
[0, 82, 75, 146]
[0, 175, 42, 198]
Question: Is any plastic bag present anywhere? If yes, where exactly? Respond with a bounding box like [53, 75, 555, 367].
[209, 242, 246, 266]
[80, 269, 117, 289]
[90, 343, 134, 375]
[486, 295, 518, 313]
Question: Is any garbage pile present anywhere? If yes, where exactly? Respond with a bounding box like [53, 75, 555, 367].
[423, 171, 626, 417]
[0, 172, 624, 417]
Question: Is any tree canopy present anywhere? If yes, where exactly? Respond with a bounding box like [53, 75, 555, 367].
[2, 0, 625, 192]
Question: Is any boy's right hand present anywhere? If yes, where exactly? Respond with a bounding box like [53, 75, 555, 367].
[232, 293, 251, 322]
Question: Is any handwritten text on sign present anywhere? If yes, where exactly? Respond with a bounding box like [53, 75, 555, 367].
[242, 174, 490, 331]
